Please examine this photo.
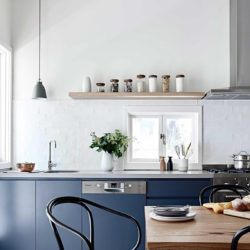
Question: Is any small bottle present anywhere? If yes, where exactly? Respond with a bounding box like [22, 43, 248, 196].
[160, 156, 166, 171]
[110, 79, 119, 92]
[136, 74, 146, 92]
[162, 75, 170, 92]
[148, 75, 157, 92]
[167, 156, 173, 171]
[124, 79, 133, 92]
[96, 82, 105, 92]
[176, 75, 185, 92]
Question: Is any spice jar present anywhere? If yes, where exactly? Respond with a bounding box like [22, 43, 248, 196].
[136, 74, 146, 92]
[148, 75, 157, 92]
[162, 75, 170, 92]
[176, 75, 185, 92]
[124, 79, 133, 92]
[110, 79, 119, 92]
[96, 82, 105, 92]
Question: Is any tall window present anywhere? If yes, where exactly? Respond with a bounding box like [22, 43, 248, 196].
[125, 106, 202, 170]
[0, 44, 12, 169]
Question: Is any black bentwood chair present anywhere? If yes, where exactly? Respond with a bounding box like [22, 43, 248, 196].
[231, 226, 250, 250]
[199, 184, 250, 205]
[199, 184, 250, 250]
[46, 196, 142, 250]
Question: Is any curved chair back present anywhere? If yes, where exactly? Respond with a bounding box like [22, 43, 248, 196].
[199, 184, 250, 205]
[231, 226, 250, 250]
[46, 196, 142, 250]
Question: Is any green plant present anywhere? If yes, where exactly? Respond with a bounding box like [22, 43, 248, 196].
[90, 130, 131, 158]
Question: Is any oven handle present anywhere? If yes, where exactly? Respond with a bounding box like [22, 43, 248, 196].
[225, 195, 241, 199]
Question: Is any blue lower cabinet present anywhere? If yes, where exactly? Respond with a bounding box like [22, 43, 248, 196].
[82, 193, 146, 250]
[0, 180, 35, 250]
[36, 180, 82, 250]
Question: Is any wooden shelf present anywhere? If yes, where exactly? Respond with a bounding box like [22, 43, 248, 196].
[69, 92, 206, 100]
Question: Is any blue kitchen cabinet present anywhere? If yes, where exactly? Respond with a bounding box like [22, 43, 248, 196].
[36, 180, 82, 250]
[81, 193, 146, 250]
[147, 178, 212, 206]
[0, 180, 35, 250]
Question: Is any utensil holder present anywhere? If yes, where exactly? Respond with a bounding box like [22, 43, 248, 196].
[178, 159, 188, 172]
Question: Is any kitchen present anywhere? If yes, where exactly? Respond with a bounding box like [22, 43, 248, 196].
[0, 0, 250, 249]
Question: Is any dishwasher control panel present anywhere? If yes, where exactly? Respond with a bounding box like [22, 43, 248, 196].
[82, 181, 146, 194]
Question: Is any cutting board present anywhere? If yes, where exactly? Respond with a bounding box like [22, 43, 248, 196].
[224, 209, 250, 219]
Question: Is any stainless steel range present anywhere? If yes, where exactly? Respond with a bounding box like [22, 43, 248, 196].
[204, 166, 250, 202]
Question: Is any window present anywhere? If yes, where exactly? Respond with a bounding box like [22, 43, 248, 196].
[0, 44, 12, 169]
[125, 106, 202, 170]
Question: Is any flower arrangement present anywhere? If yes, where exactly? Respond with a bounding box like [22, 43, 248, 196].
[90, 130, 131, 158]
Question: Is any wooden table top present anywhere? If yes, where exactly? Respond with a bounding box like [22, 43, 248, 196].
[145, 206, 250, 250]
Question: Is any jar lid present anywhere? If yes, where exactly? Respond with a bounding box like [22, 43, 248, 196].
[149, 75, 157, 78]
[176, 74, 185, 78]
[162, 75, 170, 79]
[96, 82, 105, 86]
[110, 79, 119, 83]
[124, 79, 133, 83]
[137, 74, 146, 79]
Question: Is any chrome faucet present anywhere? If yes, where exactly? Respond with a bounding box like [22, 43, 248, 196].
[48, 140, 57, 171]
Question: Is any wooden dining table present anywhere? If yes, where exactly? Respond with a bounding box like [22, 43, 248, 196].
[145, 206, 250, 250]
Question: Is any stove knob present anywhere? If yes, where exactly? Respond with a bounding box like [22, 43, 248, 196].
[234, 178, 239, 186]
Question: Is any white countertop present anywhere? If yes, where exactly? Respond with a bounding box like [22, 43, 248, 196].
[0, 170, 213, 179]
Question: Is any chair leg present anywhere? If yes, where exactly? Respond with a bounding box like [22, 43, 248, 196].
[231, 226, 250, 250]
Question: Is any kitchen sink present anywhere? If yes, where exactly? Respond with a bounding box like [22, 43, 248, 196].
[44, 170, 79, 173]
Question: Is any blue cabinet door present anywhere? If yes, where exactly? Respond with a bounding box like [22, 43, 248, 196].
[82, 193, 146, 250]
[36, 180, 82, 250]
[0, 180, 35, 250]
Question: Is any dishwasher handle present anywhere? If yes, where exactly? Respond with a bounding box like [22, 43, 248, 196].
[104, 182, 125, 193]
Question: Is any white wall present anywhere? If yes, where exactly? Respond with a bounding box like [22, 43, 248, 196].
[12, 0, 244, 170]
[12, 0, 230, 100]
[0, 0, 11, 47]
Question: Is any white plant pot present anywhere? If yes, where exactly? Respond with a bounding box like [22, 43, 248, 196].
[101, 151, 114, 172]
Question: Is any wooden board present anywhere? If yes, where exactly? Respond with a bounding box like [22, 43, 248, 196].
[224, 209, 250, 219]
[69, 92, 206, 100]
[145, 206, 250, 250]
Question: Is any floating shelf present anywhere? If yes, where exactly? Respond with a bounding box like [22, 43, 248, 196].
[69, 92, 206, 100]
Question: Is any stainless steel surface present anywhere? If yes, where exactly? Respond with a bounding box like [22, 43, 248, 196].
[48, 140, 57, 171]
[204, 0, 250, 100]
[44, 170, 78, 173]
[232, 151, 250, 169]
[82, 181, 146, 194]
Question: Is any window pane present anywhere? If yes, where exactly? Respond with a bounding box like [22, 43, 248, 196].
[131, 117, 159, 159]
[165, 117, 193, 160]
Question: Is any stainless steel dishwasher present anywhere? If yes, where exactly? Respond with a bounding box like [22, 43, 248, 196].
[81, 181, 146, 250]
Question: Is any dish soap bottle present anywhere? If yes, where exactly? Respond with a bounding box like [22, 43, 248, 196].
[167, 156, 173, 171]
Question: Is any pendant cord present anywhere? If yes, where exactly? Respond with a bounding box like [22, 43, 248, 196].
[38, 0, 41, 81]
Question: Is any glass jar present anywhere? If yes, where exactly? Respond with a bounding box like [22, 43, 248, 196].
[149, 75, 157, 92]
[176, 74, 185, 92]
[162, 75, 170, 92]
[136, 74, 146, 92]
[124, 79, 133, 92]
[110, 79, 119, 92]
[96, 82, 105, 92]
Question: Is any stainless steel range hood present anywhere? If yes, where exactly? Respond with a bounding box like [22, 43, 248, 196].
[205, 0, 250, 100]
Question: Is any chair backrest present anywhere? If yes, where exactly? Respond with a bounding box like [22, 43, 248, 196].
[199, 184, 250, 205]
[231, 226, 250, 250]
[46, 196, 142, 250]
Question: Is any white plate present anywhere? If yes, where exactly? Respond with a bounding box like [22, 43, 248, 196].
[150, 211, 196, 222]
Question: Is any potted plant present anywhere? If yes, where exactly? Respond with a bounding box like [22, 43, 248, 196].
[90, 130, 131, 171]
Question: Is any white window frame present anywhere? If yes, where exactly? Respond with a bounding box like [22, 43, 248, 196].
[123, 105, 202, 170]
[0, 44, 12, 169]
